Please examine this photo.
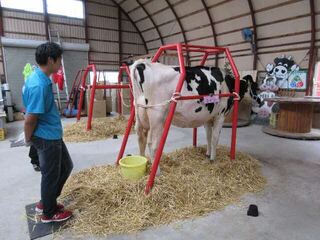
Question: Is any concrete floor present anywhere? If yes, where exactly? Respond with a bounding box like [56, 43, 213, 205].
[0, 118, 319, 240]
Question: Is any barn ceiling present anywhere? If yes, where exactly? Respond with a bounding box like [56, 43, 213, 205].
[111, 0, 319, 70]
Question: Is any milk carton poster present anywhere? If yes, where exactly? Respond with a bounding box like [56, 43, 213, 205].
[288, 70, 307, 90]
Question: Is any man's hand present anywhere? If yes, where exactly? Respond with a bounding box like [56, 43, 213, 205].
[24, 114, 38, 143]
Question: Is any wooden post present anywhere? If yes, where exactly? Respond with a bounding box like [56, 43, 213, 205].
[306, 0, 315, 96]
[42, 0, 49, 40]
[0, 1, 4, 37]
[118, 7, 122, 64]
[84, 0, 89, 44]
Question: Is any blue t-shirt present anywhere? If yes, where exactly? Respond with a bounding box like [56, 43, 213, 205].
[22, 67, 62, 140]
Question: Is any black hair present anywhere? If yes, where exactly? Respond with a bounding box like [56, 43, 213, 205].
[35, 42, 63, 65]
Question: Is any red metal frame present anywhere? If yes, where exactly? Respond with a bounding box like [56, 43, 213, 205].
[115, 43, 240, 195]
[76, 64, 133, 131]
[64, 69, 86, 117]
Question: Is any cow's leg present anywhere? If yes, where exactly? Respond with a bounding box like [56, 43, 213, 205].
[135, 103, 149, 157]
[137, 125, 148, 156]
[210, 115, 225, 161]
[204, 122, 213, 158]
[147, 109, 166, 175]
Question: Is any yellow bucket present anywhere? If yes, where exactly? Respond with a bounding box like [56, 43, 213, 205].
[0, 128, 5, 141]
[119, 155, 148, 181]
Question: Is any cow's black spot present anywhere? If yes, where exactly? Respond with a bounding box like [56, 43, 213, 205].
[211, 67, 224, 82]
[137, 63, 146, 92]
[225, 75, 235, 93]
[145, 98, 148, 105]
[174, 66, 219, 114]
[195, 107, 202, 113]
[173, 67, 180, 73]
[221, 107, 226, 113]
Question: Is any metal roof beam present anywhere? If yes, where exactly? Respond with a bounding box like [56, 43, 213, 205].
[111, 0, 148, 54]
[136, 0, 164, 46]
[164, 0, 190, 65]
[247, 0, 258, 70]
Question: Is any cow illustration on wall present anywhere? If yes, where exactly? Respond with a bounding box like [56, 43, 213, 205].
[266, 55, 299, 89]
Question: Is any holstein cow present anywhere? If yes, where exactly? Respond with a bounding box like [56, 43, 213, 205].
[130, 59, 249, 174]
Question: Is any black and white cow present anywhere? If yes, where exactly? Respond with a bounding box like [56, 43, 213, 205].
[266, 55, 299, 88]
[130, 60, 249, 173]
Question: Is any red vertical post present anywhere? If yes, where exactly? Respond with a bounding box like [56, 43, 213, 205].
[117, 67, 123, 115]
[193, 128, 197, 147]
[76, 67, 91, 121]
[87, 65, 97, 130]
[145, 43, 186, 194]
[116, 65, 134, 164]
[225, 49, 240, 160]
[116, 108, 135, 164]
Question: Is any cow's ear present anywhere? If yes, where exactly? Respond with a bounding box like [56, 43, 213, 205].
[239, 79, 249, 99]
[291, 64, 299, 72]
[225, 75, 235, 92]
[242, 74, 253, 84]
[274, 57, 280, 64]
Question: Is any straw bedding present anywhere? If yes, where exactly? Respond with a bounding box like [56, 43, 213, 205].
[60, 145, 266, 236]
[63, 116, 131, 142]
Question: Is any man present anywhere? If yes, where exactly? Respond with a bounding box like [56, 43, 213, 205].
[23, 42, 73, 223]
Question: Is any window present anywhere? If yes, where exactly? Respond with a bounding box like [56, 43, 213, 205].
[89, 71, 119, 85]
[1, 0, 43, 13]
[47, 0, 84, 19]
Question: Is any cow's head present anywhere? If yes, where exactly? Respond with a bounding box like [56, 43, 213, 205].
[242, 74, 264, 107]
[272, 56, 298, 81]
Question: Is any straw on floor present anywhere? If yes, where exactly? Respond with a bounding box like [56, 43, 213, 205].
[63, 116, 131, 142]
[60, 145, 266, 236]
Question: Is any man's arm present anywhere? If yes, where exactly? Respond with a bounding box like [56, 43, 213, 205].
[24, 114, 38, 142]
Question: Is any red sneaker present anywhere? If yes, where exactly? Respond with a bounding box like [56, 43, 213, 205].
[35, 202, 64, 213]
[41, 210, 72, 223]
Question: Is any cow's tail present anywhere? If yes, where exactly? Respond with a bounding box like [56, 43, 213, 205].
[129, 58, 152, 95]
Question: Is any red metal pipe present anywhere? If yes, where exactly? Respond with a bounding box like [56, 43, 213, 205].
[225, 49, 240, 160]
[85, 64, 133, 130]
[116, 107, 135, 164]
[76, 65, 94, 121]
[146, 43, 186, 194]
[93, 85, 130, 89]
[118, 67, 123, 115]
[193, 128, 197, 147]
[87, 64, 97, 130]
[116, 65, 134, 164]
[177, 93, 234, 100]
[181, 44, 226, 51]
[152, 47, 164, 62]
[200, 53, 209, 66]
[182, 49, 224, 53]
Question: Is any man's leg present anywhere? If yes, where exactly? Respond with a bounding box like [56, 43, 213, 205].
[32, 137, 62, 218]
[56, 141, 73, 198]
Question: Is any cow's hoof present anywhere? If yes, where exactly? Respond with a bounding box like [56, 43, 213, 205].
[206, 154, 210, 158]
[209, 160, 215, 164]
